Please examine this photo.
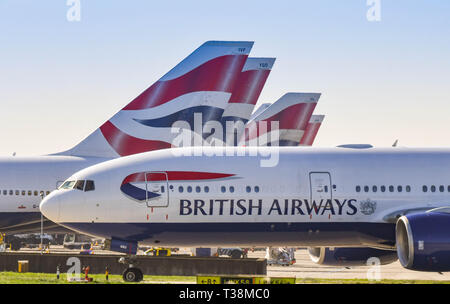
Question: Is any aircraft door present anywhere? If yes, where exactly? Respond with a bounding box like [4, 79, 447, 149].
[309, 172, 332, 202]
[145, 172, 169, 207]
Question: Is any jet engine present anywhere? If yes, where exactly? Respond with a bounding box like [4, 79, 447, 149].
[308, 247, 398, 266]
[396, 208, 450, 271]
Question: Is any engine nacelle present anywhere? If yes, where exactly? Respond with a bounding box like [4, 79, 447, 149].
[396, 209, 450, 271]
[308, 247, 398, 266]
[104, 238, 138, 255]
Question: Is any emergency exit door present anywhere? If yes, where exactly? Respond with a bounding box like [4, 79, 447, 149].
[145, 172, 169, 207]
[309, 172, 332, 202]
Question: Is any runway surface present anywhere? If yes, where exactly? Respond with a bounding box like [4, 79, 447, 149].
[8, 246, 450, 281]
[248, 249, 450, 281]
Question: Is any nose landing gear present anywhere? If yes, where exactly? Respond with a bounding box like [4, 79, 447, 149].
[119, 256, 143, 282]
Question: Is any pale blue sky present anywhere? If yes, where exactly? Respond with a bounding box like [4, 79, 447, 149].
[0, 0, 449, 155]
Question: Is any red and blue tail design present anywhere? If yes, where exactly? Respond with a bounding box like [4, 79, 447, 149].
[218, 58, 275, 145]
[242, 93, 320, 146]
[299, 115, 325, 146]
[60, 41, 253, 158]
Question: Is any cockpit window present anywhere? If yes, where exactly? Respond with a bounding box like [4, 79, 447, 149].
[85, 180, 95, 192]
[59, 179, 95, 191]
[74, 180, 85, 191]
[59, 180, 76, 189]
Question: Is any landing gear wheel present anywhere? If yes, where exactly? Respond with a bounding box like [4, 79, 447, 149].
[123, 267, 143, 282]
[231, 250, 242, 259]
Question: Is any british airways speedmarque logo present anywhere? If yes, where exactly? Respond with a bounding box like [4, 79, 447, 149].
[120, 171, 236, 202]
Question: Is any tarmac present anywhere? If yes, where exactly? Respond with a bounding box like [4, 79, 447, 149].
[248, 249, 450, 281]
[6, 246, 450, 281]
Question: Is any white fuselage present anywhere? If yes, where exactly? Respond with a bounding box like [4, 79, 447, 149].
[40, 146, 450, 248]
[0, 155, 111, 232]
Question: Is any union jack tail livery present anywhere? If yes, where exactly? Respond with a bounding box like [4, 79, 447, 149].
[299, 115, 325, 146]
[219, 58, 275, 145]
[242, 93, 320, 146]
[59, 41, 254, 158]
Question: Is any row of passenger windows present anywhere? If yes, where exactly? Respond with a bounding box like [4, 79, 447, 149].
[422, 185, 450, 193]
[356, 185, 450, 193]
[356, 185, 411, 193]
[0, 190, 51, 196]
[173, 185, 260, 194]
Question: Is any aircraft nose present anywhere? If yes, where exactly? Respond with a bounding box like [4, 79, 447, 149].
[40, 193, 60, 223]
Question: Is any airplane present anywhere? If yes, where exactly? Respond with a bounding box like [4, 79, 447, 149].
[241, 93, 320, 146]
[40, 145, 450, 281]
[0, 40, 254, 238]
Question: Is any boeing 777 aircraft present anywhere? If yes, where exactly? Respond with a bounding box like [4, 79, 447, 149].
[0, 41, 254, 239]
[40, 145, 450, 281]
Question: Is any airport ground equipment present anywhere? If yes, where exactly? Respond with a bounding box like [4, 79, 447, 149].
[266, 247, 296, 266]
[144, 247, 172, 257]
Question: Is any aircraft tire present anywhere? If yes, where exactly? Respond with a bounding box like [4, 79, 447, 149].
[123, 267, 143, 282]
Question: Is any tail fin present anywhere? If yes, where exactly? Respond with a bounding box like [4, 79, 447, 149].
[242, 93, 320, 146]
[219, 57, 275, 145]
[299, 115, 325, 146]
[249, 103, 271, 121]
[58, 41, 253, 157]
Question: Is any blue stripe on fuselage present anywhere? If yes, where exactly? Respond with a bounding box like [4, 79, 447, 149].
[120, 183, 160, 201]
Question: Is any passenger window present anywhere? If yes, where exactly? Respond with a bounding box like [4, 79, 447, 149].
[406, 186, 411, 192]
[246, 186, 251, 193]
[389, 186, 394, 192]
[9, 190, 13, 195]
[34, 190, 38, 196]
[381, 186, 386, 192]
[46, 191, 50, 195]
[254, 186, 260, 193]
[397, 186, 402, 192]
[74, 180, 85, 191]
[440, 185, 444, 192]
[372, 186, 377, 192]
[40, 191, 44, 197]
[204, 186, 209, 193]
[423, 185, 428, 192]
[28, 190, 32, 196]
[431, 185, 436, 192]
[15, 190, 19, 196]
[85, 180, 95, 192]
[178, 186, 183, 193]
[196, 186, 201, 193]
[187, 186, 192, 193]
[229, 186, 235, 193]
[2, 190, 5, 195]
[22, 190, 25, 196]
[364, 186, 369, 192]
[448, 185, 450, 192]
[356, 186, 361, 193]
[221, 186, 226, 193]
[324, 186, 328, 193]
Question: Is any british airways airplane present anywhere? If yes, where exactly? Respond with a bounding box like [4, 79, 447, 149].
[40, 145, 450, 280]
[0, 41, 254, 236]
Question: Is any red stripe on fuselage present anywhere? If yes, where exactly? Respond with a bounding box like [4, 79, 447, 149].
[123, 55, 248, 110]
[122, 171, 235, 185]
